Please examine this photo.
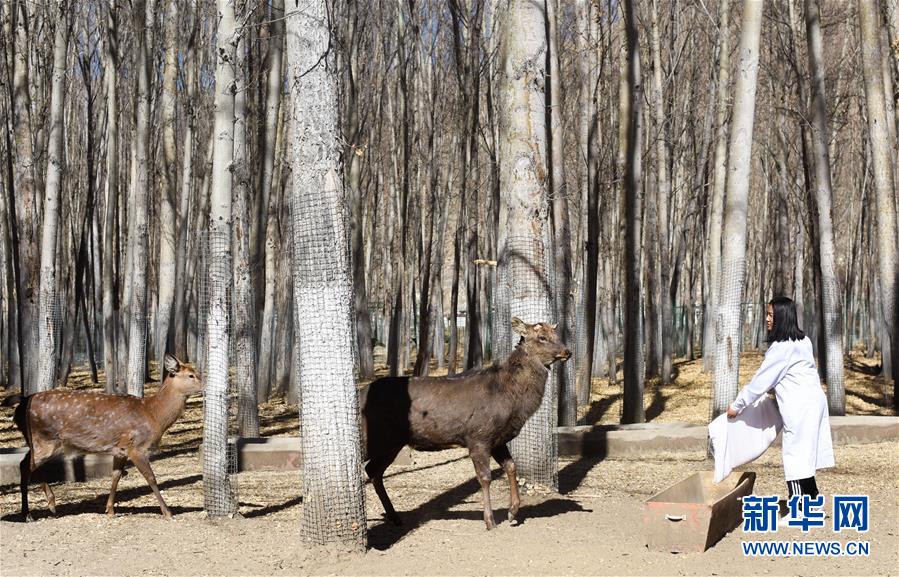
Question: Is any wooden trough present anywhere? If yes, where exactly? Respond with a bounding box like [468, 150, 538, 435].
[644, 470, 755, 553]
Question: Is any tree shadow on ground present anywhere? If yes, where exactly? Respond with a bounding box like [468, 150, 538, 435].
[846, 357, 881, 376]
[242, 495, 303, 518]
[645, 384, 668, 422]
[1, 474, 203, 522]
[583, 393, 621, 425]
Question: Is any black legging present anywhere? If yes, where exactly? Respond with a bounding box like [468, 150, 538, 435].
[787, 476, 819, 501]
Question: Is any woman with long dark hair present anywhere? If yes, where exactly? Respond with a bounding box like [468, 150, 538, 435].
[726, 296, 834, 522]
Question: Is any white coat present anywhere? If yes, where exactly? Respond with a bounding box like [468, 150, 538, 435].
[730, 336, 835, 481]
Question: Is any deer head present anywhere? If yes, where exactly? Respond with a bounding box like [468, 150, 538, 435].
[511, 317, 572, 367]
[162, 354, 204, 397]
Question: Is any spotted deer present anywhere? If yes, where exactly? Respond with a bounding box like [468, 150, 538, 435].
[1, 354, 203, 521]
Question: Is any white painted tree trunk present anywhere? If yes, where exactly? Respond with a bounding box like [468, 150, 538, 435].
[498, 0, 558, 491]
[286, 0, 367, 549]
[203, 0, 238, 517]
[712, 0, 764, 417]
[36, 0, 69, 392]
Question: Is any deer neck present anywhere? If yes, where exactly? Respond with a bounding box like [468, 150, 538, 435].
[144, 381, 188, 437]
[502, 346, 549, 400]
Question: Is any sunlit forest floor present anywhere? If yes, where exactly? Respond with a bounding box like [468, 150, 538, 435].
[0, 347, 894, 453]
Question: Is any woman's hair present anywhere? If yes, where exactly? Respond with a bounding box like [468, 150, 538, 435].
[767, 296, 805, 342]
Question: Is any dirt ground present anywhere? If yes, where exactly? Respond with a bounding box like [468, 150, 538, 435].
[0, 352, 897, 576]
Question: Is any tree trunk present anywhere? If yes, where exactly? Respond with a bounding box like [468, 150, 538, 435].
[546, 0, 576, 426]
[35, 0, 69, 392]
[344, 0, 374, 379]
[102, 3, 120, 393]
[155, 0, 179, 373]
[804, 0, 845, 415]
[649, 0, 673, 384]
[858, 0, 899, 404]
[622, 0, 645, 425]
[703, 0, 731, 373]
[254, 0, 284, 313]
[173, 37, 197, 360]
[203, 0, 238, 517]
[499, 0, 557, 491]
[232, 19, 259, 437]
[286, 0, 367, 548]
[712, 0, 764, 418]
[126, 0, 156, 397]
[11, 0, 39, 394]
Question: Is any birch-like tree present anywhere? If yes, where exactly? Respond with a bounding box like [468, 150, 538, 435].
[858, 0, 898, 404]
[203, 0, 239, 517]
[712, 0, 765, 417]
[286, 0, 367, 549]
[498, 0, 558, 490]
[125, 0, 156, 397]
[703, 0, 731, 372]
[804, 0, 845, 415]
[35, 0, 69, 393]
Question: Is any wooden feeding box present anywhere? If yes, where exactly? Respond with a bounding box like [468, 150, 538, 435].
[644, 470, 756, 553]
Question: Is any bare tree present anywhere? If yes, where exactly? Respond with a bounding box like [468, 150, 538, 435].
[203, 0, 239, 517]
[858, 0, 898, 404]
[804, 0, 845, 414]
[712, 0, 765, 418]
[125, 0, 156, 397]
[498, 0, 558, 490]
[35, 0, 69, 393]
[621, 0, 645, 424]
[286, 0, 367, 549]
[703, 0, 731, 372]
[546, 0, 575, 426]
[155, 0, 179, 372]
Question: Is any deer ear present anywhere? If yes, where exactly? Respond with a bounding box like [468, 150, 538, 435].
[163, 355, 180, 375]
[550, 323, 558, 330]
[511, 317, 529, 335]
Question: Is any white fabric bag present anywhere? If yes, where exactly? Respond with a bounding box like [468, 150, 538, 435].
[708, 395, 783, 483]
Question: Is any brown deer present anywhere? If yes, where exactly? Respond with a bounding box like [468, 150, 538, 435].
[361, 317, 571, 530]
[1, 354, 203, 521]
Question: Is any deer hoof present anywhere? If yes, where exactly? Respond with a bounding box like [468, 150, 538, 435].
[387, 512, 402, 526]
[23, 513, 34, 523]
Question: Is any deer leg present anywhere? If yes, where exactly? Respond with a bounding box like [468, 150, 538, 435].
[19, 451, 32, 522]
[469, 446, 496, 530]
[105, 456, 128, 516]
[365, 447, 402, 525]
[41, 483, 56, 514]
[128, 450, 172, 519]
[492, 444, 520, 525]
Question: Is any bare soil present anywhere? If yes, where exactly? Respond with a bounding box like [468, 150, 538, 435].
[1, 352, 896, 576]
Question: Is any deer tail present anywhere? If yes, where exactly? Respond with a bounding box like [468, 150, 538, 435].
[2, 395, 32, 448]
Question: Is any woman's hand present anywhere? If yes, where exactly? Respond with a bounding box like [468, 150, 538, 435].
[726, 406, 738, 418]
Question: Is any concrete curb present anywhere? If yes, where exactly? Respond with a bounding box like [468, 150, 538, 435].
[2, 416, 895, 485]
